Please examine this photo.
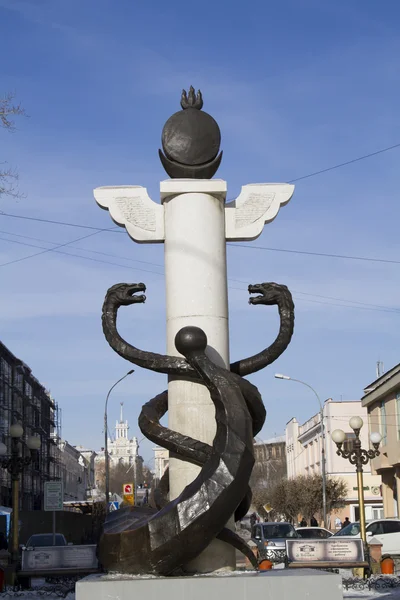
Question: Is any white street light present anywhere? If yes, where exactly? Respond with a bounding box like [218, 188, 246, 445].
[9, 423, 23, 438]
[370, 431, 382, 445]
[26, 436, 41, 451]
[104, 369, 135, 507]
[349, 416, 364, 431]
[331, 429, 346, 444]
[274, 373, 327, 527]
[0, 442, 7, 456]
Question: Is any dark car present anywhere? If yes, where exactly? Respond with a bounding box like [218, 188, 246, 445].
[295, 526, 333, 539]
[25, 533, 67, 548]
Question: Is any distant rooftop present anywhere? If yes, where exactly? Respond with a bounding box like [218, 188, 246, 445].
[254, 435, 285, 446]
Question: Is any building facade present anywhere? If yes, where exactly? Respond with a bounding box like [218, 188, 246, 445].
[362, 363, 400, 518]
[252, 436, 286, 486]
[96, 403, 143, 486]
[59, 441, 87, 502]
[0, 340, 62, 510]
[74, 446, 97, 498]
[286, 399, 383, 525]
[153, 446, 169, 485]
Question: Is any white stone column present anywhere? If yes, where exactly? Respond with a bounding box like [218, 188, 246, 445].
[161, 179, 235, 572]
[93, 180, 294, 573]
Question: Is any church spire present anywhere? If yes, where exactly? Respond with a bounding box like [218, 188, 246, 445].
[120, 402, 124, 423]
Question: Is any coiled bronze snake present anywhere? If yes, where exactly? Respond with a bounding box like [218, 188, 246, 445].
[98, 282, 294, 575]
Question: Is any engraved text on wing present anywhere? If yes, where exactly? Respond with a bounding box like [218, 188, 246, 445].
[235, 192, 275, 228]
[116, 196, 156, 232]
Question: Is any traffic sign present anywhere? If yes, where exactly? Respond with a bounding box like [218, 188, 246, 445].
[108, 501, 119, 511]
[44, 481, 64, 512]
[263, 503, 273, 513]
[123, 482, 134, 506]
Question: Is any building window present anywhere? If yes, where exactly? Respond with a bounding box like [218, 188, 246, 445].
[397, 392, 400, 440]
[380, 401, 387, 445]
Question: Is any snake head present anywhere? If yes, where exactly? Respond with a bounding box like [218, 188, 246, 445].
[248, 282, 289, 306]
[107, 283, 146, 306]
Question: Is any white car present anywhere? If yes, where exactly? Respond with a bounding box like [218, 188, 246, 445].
[295, 526, 333, 539]
[334, 518, 400, 555]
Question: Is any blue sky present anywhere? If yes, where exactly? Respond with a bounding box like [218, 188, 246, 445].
[1, 0, 399, 466]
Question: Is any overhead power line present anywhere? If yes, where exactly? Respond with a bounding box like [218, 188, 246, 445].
[228, 243, 400, 265]
[0, 236, 164, 275]
[0, 230, 104, 267]
[0, 139, 400, 270]
[2, 211, 399, 266]
[288, 142, 400, 183]
[0, 233, 398, 314]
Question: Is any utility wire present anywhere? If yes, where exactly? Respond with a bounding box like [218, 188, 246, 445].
[0, 234, 397, 314]
[2, 210, 399, 266]
[228, 243, 400, 265]
[0, 212, 122, 232]
[287, 142, 400, 183]
[0, 236, 164, 275]
[0, 229, 164, 269]
[0, 140, 400, 265]
[0, 230, 105, 267]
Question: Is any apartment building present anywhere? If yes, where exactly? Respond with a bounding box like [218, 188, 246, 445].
[0, 340, 62, 510]
[362, 363, 400, 518]
[286, 399, 383, 525]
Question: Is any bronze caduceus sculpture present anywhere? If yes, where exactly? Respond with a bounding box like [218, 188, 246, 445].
[95, 87, 295, 575]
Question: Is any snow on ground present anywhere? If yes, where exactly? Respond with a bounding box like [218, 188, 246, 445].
[2, 575, 400, 600]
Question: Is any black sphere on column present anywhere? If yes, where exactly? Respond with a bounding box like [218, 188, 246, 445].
[159, 87, 223, 179]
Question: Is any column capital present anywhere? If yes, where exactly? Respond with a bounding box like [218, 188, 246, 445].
[160, 179, 227, 203]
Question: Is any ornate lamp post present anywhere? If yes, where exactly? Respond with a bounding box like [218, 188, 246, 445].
[104, 370, 134, 508]
[0, 424, 41, 571]
[331, 417, 381, 542]
[275, 374, 327, 527]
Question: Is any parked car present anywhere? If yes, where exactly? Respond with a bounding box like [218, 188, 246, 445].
[295, 526, 333, 539]
[25, 533, 67, 548]
[334, 519, 400, 555]
[252, 522, 297, 561]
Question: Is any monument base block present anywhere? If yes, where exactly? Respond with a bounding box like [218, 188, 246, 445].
[76, 569, 342, 600]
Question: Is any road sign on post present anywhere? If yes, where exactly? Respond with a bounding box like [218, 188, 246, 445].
[123, 482, 134, 506]
[44, 481, 64, 512]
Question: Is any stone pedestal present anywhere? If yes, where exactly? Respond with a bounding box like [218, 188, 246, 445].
[76, 570, 343, 600]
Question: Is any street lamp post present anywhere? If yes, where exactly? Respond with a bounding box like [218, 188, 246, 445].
[0, 424, 41, 580]
[275, 373, 327, 526]
[331, 417, 381, 542]
[104, 370, 134, 508]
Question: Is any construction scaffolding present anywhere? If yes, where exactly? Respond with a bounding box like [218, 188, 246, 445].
[0, 340, 62, 510]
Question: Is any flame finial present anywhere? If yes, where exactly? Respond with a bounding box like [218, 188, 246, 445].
[180, 86, 203, 110]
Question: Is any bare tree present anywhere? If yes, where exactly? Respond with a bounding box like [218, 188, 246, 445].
[252, 474, 347, 524]
[1, 92, 26, 198]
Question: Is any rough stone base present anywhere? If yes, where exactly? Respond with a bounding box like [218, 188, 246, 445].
[76, 570, 343, 600]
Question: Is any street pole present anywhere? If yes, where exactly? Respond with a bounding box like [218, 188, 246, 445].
[104, 370, 134, 509]
[275, 374, 327, 527]
[320, 407, 327, 529]
[357, 469, 367, 543]
[11, 471, 19, 563]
